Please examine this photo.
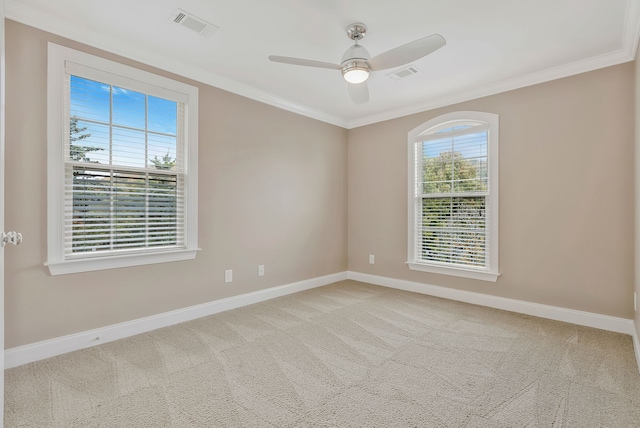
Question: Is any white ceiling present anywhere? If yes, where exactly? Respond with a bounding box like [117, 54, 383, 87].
[7, 0, 640, 128]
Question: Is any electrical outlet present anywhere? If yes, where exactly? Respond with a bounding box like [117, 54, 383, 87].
[369, 254, 375, 264]
[224, 269, 232, 283]
[258, 264, 265, 276]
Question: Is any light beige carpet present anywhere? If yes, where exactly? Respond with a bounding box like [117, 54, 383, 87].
[5, 280, 640, 427]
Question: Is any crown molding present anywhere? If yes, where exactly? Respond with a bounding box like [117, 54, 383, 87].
[347, 0, 640, 128]
[6, 0, 640, 130]
[623, 0, 640, 58]
[346, 48, 635, 129]
[4, 0, 348, 129]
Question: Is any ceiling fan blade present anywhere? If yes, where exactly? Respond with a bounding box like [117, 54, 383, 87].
[367, 34, 446, 71]
[348, 82, 369, 104]
[268, 55, 342, 70]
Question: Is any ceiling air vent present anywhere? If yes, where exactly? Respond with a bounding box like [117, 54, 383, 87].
[171, 9, 219, 37]
[386, 66, 419, 80]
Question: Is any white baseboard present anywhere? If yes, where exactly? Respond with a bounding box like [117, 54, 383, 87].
[7, 270, 638, 373]
[4, 271, 348, 369]
[347, 272, 636, 336]
[633, 325, 640, 374]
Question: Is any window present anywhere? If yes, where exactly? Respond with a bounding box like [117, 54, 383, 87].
[46, 43, 199, 275]
[407, 111, 499, 282]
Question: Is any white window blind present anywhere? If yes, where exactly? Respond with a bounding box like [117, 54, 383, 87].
[418, 124, 489, 267]
[407, 112, 499, 282]
[47, 43, 199, 275]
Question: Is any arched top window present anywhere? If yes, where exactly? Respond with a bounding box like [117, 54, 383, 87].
[407, 111, 499, 282]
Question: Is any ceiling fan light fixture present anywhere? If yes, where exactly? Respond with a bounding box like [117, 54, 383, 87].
[342, 62, 370, 84]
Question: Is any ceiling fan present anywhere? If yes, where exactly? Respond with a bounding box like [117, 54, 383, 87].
[269, 23, 446, 104]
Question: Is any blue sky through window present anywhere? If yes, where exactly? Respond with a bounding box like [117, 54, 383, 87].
[70, 75, 178, 168]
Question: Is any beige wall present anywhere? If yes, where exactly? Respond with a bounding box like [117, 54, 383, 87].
[4, 20, 348, 348]
[4, 18, 637, 350]
[348, 64, 635, 319]
[635, 49, 640, 336]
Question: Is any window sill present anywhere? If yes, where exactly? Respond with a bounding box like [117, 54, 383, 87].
[406, 261, 500, 282]
[46, 248, 200, 275]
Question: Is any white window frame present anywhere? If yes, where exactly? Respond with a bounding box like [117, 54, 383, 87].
[407, 111, 499, 282]
[46, 43, 199, 275]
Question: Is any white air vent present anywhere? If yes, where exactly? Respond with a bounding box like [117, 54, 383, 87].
[171, 9, 219, 37]
[386, 66, 419, 80]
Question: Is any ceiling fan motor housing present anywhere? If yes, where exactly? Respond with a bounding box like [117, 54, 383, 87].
[341, 44, 370, 64]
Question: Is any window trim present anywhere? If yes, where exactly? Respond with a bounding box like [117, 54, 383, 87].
[406, 111, 499, 282]
[46, 43, 199, 275]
